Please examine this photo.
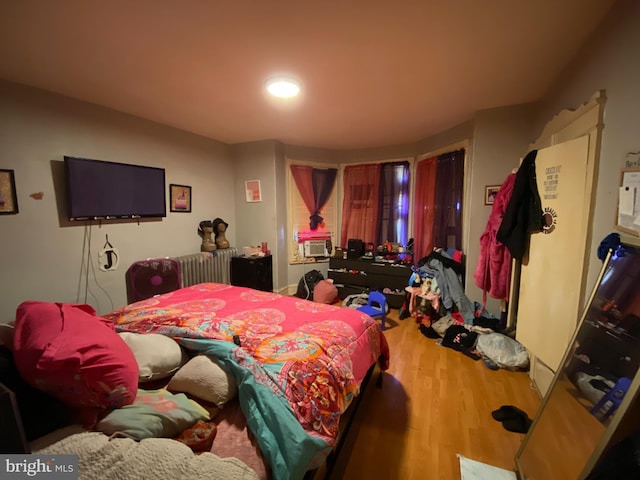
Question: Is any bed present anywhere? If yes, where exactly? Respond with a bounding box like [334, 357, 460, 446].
[99, 282, 390, 480]
[7, 283, 388, 479]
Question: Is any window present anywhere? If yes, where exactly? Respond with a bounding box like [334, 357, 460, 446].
[377, 161, 410, 246]
[287, 160, 338, 263]
[350, 184, 373, 209]
[340, 160, 410, 248]
[413, 149, 465, 260]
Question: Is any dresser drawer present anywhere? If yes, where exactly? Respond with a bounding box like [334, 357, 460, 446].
[329, 258, 371, 272]
[369, 263, 411, 278]
[336, 285, 368, 301]
[368, 274, 409, 291]
[328, 257, 411, 309]
[328, 271, 368, 287]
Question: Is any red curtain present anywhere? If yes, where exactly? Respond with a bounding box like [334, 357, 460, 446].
[432, 150, 465, 250]
[290, 165, 315, 215]
[413, 156, 437, 260]
[290, 165, 337, 230]
[340, 163, 381, 247]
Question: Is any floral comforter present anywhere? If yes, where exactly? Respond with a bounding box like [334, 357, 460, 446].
[104, 283, 389, 480]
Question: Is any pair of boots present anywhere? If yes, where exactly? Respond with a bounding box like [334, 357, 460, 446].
[491, 405, 532, 433]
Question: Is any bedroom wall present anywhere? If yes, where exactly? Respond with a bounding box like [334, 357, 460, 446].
[531, 0, 640, 299]
[466, 104, 535, 315]
[0, 80, 235, 322]
[274, 141, 289, 292]
[231, 140, 283, 290]
[0, 80, 500, 317]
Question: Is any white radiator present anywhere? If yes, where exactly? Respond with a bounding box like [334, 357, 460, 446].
[175, 248, 238, 287]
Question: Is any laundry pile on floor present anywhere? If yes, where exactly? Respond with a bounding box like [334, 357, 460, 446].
[418, 314, 529, 370]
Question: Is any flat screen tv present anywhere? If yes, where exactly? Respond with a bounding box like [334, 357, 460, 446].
[64, 156, 166, 221]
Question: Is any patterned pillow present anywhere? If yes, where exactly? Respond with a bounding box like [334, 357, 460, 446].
[96, 389, 210, 440]
[13, 301, 138, 410]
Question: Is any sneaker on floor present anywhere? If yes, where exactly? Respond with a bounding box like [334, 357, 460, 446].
[482, 355, 499, 370]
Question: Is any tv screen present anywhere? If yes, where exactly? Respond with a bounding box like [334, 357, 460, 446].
[64, 156, 166, 220]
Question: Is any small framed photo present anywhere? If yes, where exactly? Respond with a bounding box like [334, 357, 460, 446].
[169, 184, 192, 212]
[245, 179, 262, 203]
[0, 169, 19, 215]
[484, 185, 500, 206]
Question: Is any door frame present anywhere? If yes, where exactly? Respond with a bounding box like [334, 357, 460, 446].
[508, 90, 607, 396]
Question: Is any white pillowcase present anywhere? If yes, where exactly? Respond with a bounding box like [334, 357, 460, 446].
[118, 332, 188, 382]
[167, 355, 237, 408]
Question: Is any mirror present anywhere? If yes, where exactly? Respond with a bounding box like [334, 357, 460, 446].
[516, 244, 640, 479]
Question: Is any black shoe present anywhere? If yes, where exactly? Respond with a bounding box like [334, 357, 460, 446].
[491, 405, 527, 421]
[502, 414, 533, 433]
[491, 405, 533, 433]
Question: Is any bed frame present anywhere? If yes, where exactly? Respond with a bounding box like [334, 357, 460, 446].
[305, 358, 384, 480]
[0, 382, 30, 453]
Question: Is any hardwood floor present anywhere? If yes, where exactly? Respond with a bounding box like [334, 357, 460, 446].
[339, 309, 542, 480]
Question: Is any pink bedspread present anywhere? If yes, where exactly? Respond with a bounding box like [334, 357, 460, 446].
[104, 283, 389, 480]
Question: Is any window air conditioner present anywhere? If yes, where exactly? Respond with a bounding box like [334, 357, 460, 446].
[303, 240, 329, 258]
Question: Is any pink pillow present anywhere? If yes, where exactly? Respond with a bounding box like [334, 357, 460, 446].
[13, 301, 138, 410]
[313, 279, 339, 304]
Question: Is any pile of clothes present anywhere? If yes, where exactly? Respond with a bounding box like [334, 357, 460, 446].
[403, 248, 474, 325]
[421, 314, 529, 370]
[401, 248, 529, 371]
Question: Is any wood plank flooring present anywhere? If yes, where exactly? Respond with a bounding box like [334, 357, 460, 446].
[339, 309, 542, 480]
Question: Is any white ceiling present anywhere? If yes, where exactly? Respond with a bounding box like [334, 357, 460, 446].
[0, 0, 616, 150]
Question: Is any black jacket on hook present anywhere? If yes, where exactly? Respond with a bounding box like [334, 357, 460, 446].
[496, 150, 543, 260]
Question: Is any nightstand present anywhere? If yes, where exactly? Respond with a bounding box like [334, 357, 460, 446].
[231, 255, 273, 292]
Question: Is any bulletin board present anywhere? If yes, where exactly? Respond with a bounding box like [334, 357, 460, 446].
[616, 168, 640, 236]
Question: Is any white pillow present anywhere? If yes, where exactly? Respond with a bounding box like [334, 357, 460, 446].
[118, 332, 188, 382]
[167, 355, 237, 408]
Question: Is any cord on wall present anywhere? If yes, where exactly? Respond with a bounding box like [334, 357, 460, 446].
[75, 222, 114, 312]
[75, 224, 90, 304]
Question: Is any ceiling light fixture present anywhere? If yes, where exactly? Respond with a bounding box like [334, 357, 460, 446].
[265, 77, 301, 98]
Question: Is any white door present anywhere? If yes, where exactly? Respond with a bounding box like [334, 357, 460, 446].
[516, 135, 590, 372]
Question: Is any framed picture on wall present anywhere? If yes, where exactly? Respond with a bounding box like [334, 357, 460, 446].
[484, 185, 500, 206]
[245, 180, 262, 203]
[169, 184, 192, 212]
[616, 167, 640, 236]
[0, 169, 19, 215]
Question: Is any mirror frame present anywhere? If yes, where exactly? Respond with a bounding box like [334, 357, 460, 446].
[515, 247, 640, 479]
